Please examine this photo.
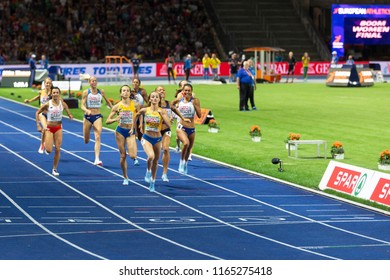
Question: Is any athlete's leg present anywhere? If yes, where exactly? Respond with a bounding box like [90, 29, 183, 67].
[126, 134, 137, 160]
[177, 129, 190, 161]
[38, 113, 47, 152]
[52, 129, 63, 171]
[115, 132, 128, 179]
[151, 142, 162, 181]
[161, 133, 171, 175]
[83, 118, 92, 144]
[141, 137, 154, 183]
[92, 118, 103, 163]
[45, 130, 54, 154]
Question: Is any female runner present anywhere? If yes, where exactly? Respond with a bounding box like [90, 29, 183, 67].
[156, 85, 190, 182]
[131, 78, 148, 141]
[106, 85, 141, 185]
[24, 77, 53, 153]
[133, 91, 170, 192]
[172, 84, 201, 174]
[80, 75, 113, 166]
[36, 87, 73, 176]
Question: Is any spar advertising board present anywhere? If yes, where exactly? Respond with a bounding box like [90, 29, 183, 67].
[319, 161, 390, 207]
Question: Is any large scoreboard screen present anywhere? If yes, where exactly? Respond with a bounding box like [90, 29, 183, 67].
[332, 5, 390, 58]
[0, 69, 32, 88]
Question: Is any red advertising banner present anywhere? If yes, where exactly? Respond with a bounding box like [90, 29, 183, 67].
[370, 177, 390, 207]
[156, 62, 231, 78]
[319, 160, 390, 207]
[325, 166, 362, 194]
[156, 62, 359, 78]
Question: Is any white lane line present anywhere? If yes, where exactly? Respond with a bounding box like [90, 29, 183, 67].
[47, 211, 91, 214]
[253, 195, 314, 197]
[0, 188, 107, 260]
[112, 205, 181, 208]
[96, 196, 158, 199]
[17, 196, 80, 199]
[306, 209, 348, 212]
[0, 117, 341, 259]
[280, 204, 342, 207]
[173, 195, 238, 198]
[0, 143, 222, 260]
[28, 206, 96, 208]
[3, 103, 389, 258]
[58, 149, 342, 259]
[198, 204, 262, 207]
[308, 214, 376, 217]
[40, 216, 112, 220]
[134, 211, 177, 214]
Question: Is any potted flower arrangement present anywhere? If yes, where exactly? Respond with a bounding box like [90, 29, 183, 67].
[208, 119, 219, 133]
[378, 149, 390, 171]
[249, 125, 262, 142]
[285, 133, 300, 149]
[331, 141, 344, 159]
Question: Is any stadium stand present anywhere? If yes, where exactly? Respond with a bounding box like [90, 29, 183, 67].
[0, 0, 219, 64]
[1, 0, 389, 64]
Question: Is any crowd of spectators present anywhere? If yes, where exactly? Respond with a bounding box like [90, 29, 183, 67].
[0, 0, 217, 64]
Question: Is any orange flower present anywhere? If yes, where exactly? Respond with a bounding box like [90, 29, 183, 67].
[287, 133, 300, 140]
[208, 119, 219, 129]
[379, 149, 390, 164]
[331, 141, 344, 155]
[332, 141, 343, 148]
[249, 125, 261, 137]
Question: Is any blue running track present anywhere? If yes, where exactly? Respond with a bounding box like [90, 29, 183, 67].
[0, 97, 389, 260]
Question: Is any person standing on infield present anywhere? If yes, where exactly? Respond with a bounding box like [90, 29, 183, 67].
[301, 52, 310, 82]
[236, 60, 253, 111]
[286, 51, 296, 83]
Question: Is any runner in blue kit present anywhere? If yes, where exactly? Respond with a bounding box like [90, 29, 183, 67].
[172, 83, 201, 174]
[81, 75, 113, 166]
[131, 78, 149, 142]
[156, 85, 190, 182]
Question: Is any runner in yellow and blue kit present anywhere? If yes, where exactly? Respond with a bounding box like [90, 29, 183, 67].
[106, 85, 141, 185]
[134, 91, 171, 192]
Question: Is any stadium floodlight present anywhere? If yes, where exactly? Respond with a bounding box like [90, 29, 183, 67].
[272, 158, 284, 172]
